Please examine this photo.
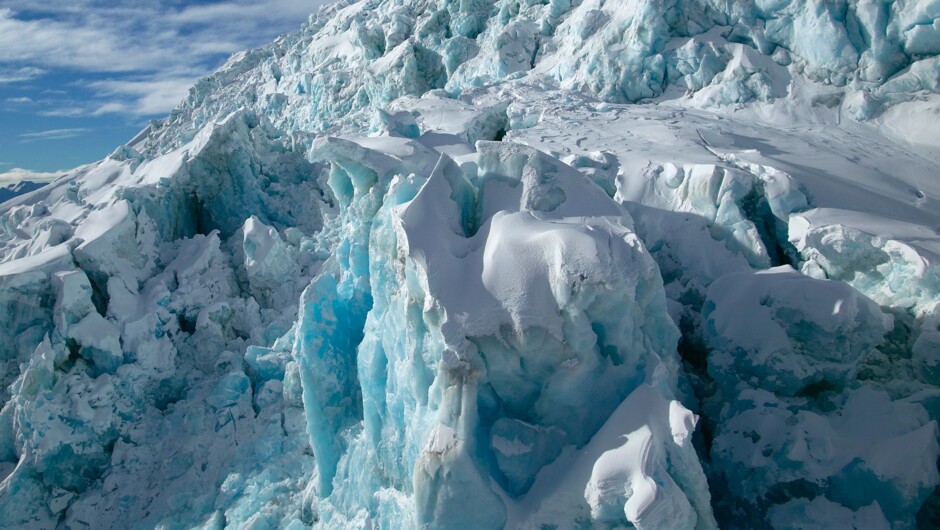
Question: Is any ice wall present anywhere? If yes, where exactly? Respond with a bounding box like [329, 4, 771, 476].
[0, 113, 327, 529]
[139, 0, 940, 155]
[287, 133, 716, 528]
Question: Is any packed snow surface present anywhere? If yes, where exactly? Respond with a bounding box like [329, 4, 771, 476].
[2, 0, 940, 529]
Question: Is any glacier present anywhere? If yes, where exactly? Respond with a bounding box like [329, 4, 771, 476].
[1, 0, 940, 528]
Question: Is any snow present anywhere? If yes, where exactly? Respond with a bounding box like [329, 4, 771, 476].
[1, 0, 940, 528]
[582, 385, 705, 529]
[768, 497, 891, 530]
[704, 265, 892, 395]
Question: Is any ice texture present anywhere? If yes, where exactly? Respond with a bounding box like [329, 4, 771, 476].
[132, 0, 940, 156]
[1, 0, 940, 528]
[704, 266, 891, 396]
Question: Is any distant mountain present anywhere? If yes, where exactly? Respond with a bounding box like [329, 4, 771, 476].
[0, 180, 46, 203]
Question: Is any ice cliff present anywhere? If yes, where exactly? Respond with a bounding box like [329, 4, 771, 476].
[1, 0, 940, 529]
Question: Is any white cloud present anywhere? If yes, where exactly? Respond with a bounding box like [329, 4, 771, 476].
[0, 1, 334, 117]
[0, 6, 226, 73]
[0, 66, 46, 84]
[0, 9, 158, 72]
[89, 76, 199, 116]
[23, 76, 199, 118]
[5, 96, 33, 104]
[20, 128, 90, 142]
[0, 2, 332, 73]
[168, 0, 323, 26]
[37, 107, 88, 118]
[0, 167, 71, 184]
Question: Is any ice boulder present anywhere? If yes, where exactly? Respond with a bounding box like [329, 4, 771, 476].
[506, 383, 716, 529]
[914, 302, 940, 384]
[52, 270, 123, 375]
[372, 109, 421, 139]
[710, 386, 939, 527]
[295, 141, 715, 528]
[789, 209, 940, 314]
[617, 162, 806, 270]
[703, 266, 891, 396]
[71, 200, 155, 287]
[242, 216, 300, 308]
[583, 385, 711, 530]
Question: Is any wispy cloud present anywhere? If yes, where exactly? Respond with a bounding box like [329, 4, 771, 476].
[0, 1, 332, 117]
[20, 128, 90, 142]
[0, 66, 46, 84]
[88, 76, 199, 117]
[13, 77, 197, 118]
[0, 167, 71, 184]
[37, 107, 88, 118]
[0, 7, 189, 72]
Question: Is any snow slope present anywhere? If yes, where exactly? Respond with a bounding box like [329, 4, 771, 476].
[1, 0, 940, 529]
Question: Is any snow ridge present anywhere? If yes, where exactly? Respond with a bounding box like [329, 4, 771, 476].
[139, 0, 940, 156]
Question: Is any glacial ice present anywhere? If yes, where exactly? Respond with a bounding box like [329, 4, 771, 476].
[1, 0, 940, 528]
[704, 266, 892, 396]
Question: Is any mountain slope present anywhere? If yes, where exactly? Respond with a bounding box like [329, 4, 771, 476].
[1, 1, 939, 529]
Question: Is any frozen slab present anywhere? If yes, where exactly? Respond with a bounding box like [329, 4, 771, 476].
[704, 265, 891, 396]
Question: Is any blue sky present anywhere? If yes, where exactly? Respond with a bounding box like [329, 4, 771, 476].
[0, 0, 329, 182]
